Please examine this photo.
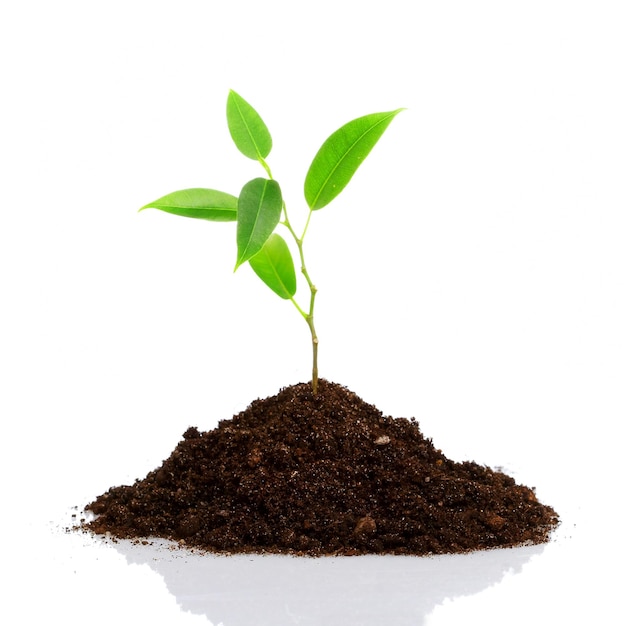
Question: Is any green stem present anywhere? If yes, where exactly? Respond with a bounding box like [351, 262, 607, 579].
[258, 156, 272, 179]
[283, 205, 319, 394]
[262, 158, 319, 394]
[305, 285, 319, 395]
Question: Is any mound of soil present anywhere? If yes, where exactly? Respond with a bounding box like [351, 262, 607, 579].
[84, 380, 559, 556]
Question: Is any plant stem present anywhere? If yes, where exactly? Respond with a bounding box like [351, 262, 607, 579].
[261, 157, 319, 394]
[306, 287, 319, 395]
[259, 156, 273, 179]
[283, 206, 319, 394]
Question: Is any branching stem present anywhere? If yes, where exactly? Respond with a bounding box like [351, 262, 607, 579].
[263, 152, 318, 394]
[282, 204, 319, 394]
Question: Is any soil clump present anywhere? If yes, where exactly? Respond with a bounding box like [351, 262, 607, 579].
[84, 380, 559, 556]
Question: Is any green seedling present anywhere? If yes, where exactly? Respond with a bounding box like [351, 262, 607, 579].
[141, 90, 403, 394]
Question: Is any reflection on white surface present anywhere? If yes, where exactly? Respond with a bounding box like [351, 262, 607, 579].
[109, 537, 543, 626]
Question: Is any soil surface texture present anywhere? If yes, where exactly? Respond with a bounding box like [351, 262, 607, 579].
[84, 380, 559, 556]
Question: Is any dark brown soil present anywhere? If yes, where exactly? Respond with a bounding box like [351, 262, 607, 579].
[84, 380, 559, 556]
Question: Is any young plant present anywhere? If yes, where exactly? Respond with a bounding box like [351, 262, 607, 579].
[140, 91, 403, 394]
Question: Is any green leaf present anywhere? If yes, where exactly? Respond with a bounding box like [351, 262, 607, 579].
[139, 188, 237, 221]
[235, 178, 282, 270]
[227, 90, 272, 161]
[304, 108, 404, 210]
[249, 233, 297, 299]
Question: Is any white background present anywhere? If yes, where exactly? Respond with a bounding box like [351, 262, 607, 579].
[1, 1, 624, 624]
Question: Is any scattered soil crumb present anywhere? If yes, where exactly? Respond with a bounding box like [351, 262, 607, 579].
[83, 380, 559, 556]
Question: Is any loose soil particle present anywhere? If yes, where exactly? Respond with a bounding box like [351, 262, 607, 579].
[84, 380, 559, 556]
